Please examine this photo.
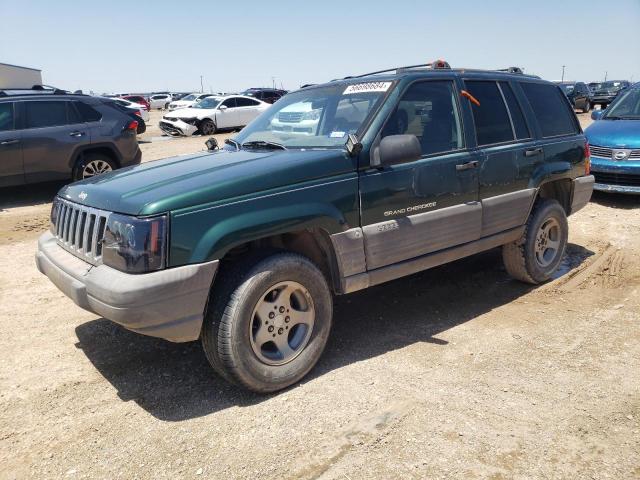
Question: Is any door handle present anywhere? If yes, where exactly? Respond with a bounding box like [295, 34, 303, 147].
[0, 139, 19, 146]
[455, 160, 479, 171]
[524, 147, 543, 157]
[69, 131, 85, 137]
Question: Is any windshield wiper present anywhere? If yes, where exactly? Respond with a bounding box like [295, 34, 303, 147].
[241, 140, 287, 151]
[225, 138, 241, 151]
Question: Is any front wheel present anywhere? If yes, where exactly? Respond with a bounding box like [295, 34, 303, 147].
[582, 101, 591, 113]
[201, 252, 333, 392]
[199, 118, 216, 135]
[502, 199, 568, 284]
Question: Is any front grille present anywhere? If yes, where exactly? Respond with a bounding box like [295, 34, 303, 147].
[593, 172, 640, 187]
[54, 198, 110, 265]
[278, 112, 304, 123]
[590, 145, 612, 158]
[159, 121, 183, 135]
[590, 145, 640, 160]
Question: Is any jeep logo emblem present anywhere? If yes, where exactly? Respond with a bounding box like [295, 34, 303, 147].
[613, 149, 630, 160]
[78, 191, 88, 201]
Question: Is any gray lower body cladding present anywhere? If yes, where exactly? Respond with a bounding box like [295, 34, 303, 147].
[35, 232, 218, 342]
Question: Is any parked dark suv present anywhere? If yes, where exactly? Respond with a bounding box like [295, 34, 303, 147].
[0, 88, 141, 187]
[241, 88, 287, 104]
[591, 80, 631, 108]
[555, 81, 592, 113]
[37, 62, 593, 393]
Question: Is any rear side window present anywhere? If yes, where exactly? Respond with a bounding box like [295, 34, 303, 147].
[74, 101, 102, 122]
[521, 83, 578, 137]
[0, 103, 14, 131]
[465, 81, 513, 145]
[25, 101, 69, 128]
[499, 82, 530, 139]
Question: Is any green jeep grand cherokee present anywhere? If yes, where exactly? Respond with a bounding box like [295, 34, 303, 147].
[36, 62, 594, 392]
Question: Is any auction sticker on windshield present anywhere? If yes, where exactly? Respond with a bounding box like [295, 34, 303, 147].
[343, 82, 392, 95]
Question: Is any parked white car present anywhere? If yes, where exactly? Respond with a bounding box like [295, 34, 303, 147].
[167, 93, 215, 111]
[270, 100, 321, 135]
[112, 98, 150, 122]
[159, 95, 270, 136]
[148, 94, 172, 110]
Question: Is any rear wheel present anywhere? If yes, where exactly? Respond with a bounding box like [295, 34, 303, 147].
[73, 153, 116, 181]
[502, 199, 568, 284]
[582, 101, 591, 113]
[199, 118, 216, 135]
[201, 252, 333, 392]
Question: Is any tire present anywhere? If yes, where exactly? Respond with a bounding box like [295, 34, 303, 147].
[199, 118, 216, 135]
[502, 198, 568, 284]
[582, 101, 591, 114]
[73, 153, 117, 181]
[201, 252, 333, 393]
[164, 103, 170, 110]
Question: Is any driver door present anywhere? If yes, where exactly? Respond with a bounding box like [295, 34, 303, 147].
[359, 79, 481, 270]
[217, 97, 239, 128]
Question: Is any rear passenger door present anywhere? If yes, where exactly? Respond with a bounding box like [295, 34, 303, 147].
[21, 100, 90, 183]
[463, 80, 539, 237]
[359, 79, 482, 271]
[0, 102, 24, 187]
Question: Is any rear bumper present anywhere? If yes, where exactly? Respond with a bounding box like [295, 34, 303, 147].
[570, 175, 594, 214]
[35, 232, 218, 342]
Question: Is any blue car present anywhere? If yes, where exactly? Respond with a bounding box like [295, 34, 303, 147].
[585, 83, 640, 194]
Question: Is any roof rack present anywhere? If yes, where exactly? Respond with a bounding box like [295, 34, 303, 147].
[343, 60, 452, 80]
[496, 67, 524, 74]
[0, 84, 71, 97]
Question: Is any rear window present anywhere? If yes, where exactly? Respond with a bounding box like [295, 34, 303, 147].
[521, 83, 579, 137]
[465, 81, 513, 146]
[0, 103, 14, 131]
[74, 101, 102, 122]
[25, 101, 69, 128]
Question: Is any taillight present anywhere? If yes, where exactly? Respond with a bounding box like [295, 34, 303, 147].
[585, 141, 591, 175]
[126, 120, 138, 131]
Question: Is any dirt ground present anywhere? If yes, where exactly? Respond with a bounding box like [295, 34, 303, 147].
[0, 112, 639, 479]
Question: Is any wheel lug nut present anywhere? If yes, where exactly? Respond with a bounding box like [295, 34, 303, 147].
[269, 312, 275, 319]
[278, 328, 284, 334]
[285, 316, 290, 323]
[279, 306, 285, 313]
[268, 326, 274, 332]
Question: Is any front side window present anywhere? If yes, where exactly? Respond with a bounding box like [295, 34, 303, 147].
[605, 88, 640, 119]
[0, 103, 14, 131]
[521, 83, 578, 137]
[234, 81, 389, 148]
[221, 98, 237, 108]
[381, 80, 463, 155]
[465, 81, 513, 146]
[25, 101, 69, 128]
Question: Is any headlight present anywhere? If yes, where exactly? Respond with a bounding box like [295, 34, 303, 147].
[50, 197, 61, 233]
[102, 213, 167, 273]
[302, 109, 321, 121]
[181, 117, 198, 125]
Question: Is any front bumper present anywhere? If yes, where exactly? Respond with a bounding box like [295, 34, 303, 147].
[35, 232, 218, 342]
[591, 156, 640, 194]
[592, 95, 615, 104]
[159, 119, 198, 137]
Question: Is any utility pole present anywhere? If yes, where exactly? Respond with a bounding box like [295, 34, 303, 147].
[561, 65, 566, 82]
[604, 71, 608, 81]
[200, 75, 204, 93]
[272, 76, 275, 89]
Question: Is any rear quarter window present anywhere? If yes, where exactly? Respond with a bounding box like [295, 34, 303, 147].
[520, 83, 579, 137]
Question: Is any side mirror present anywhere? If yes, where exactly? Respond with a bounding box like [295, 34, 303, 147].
[374, 134, 422, 167]
[205, 137, 218, 151]
[219, 105, 228, 111]
[591, 109, 605, 121]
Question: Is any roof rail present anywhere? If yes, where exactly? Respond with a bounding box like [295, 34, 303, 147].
[496, 67, 524, 74]
[344, 60, 451, 80]
[0, 84, 74, 97]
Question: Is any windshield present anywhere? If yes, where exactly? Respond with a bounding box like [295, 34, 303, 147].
[182, 94, 198, 101]
[605, 88, 640, 119]
[601, 81, 625, 91]
[233, 82, 391, 148]
[192, 97, 221, 109]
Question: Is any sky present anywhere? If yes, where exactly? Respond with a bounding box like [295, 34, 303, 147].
[2, 0, 639, 94]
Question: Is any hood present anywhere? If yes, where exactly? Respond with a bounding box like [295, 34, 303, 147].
[58, 148, 352, 216]
[167, 107, 214, 119]
[585, 119, 640, 149]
